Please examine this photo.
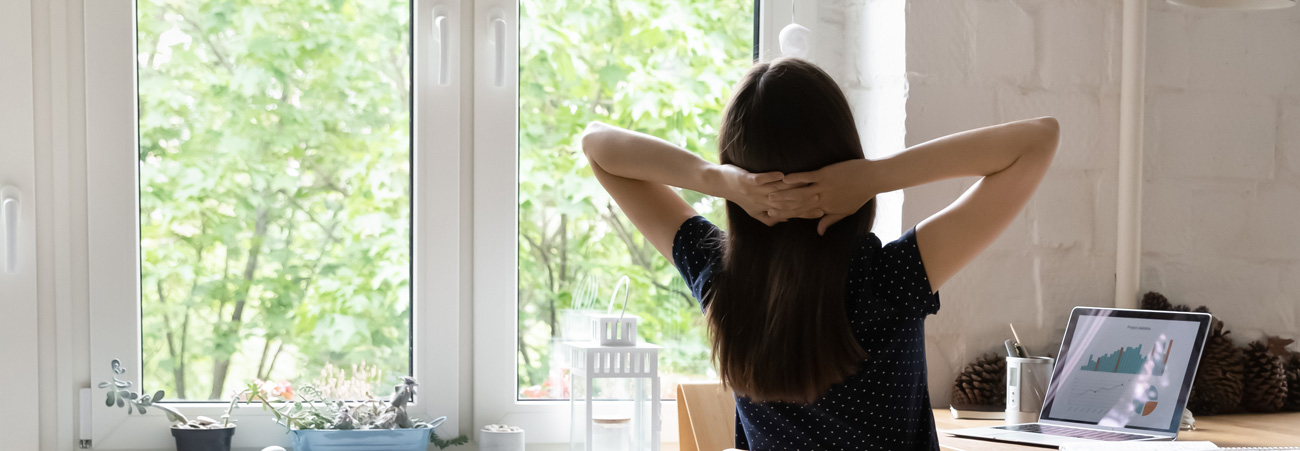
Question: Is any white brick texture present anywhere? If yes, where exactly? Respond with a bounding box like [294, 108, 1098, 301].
[906, 0, 1298, 406]
[1038, 0, 1117, 89]
[906, 0, 972, 82]
[1145, 8, 1189, 89]
[907, 0, 1120, 406]
[1185, 12, 1300, 96]
[974, 0, 1035, 82]
[1140, 3, 1300, 349]
[1141, 179, 1255, 257]
[1145, 91, 1276, 180]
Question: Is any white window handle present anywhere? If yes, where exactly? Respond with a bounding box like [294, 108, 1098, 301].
[435, 14, 449, 86]
[1, 186, 18, 273]
[492, 17, 506, 87]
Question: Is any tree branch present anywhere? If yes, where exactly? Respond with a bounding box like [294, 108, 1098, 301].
[602, 205, 655, 271]
[157, 279, 186, 399]
[602, 206, 696, 307]
[170, 5, 237, 74]
[208, 206, 270, 399]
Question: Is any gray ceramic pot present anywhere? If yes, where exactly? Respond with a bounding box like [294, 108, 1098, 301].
[170, 427, 235, 451]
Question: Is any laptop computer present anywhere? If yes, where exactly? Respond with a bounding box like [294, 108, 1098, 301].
[947, 307, 1213, 447]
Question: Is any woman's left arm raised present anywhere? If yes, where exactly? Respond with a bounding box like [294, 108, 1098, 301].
[581, 121, 784, 261]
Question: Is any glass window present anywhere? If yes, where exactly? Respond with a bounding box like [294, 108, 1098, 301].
[136, 0, 412, 400]
[516, 0, 754, 400]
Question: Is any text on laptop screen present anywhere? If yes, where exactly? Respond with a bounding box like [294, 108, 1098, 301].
[1043, 314, 1201, 430]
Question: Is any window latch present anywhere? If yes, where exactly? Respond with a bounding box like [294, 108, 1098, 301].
[1, 185, 18, 273]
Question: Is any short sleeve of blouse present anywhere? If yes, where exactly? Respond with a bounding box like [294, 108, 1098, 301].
[671, 216, 724, 311]
[870, 227, 941, 317]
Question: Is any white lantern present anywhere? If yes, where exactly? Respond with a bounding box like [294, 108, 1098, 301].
[568, 341, 660, 451]
[568, 276, 661, 451]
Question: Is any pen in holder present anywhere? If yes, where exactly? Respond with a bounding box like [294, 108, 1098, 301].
[1006, 356, 1054, 424]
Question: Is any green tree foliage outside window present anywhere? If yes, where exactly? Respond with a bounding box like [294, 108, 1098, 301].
[517, 0, 753, 399]
[136, 0, 751, 402]
[138, 0, 412, 400]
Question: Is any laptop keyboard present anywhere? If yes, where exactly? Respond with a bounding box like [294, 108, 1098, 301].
[996, 423, 1154, 441]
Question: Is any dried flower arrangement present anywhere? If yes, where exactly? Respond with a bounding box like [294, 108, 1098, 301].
[312, 361, 383, 400]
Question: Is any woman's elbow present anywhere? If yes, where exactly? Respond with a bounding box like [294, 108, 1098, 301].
[1036, 116, 1060, 145]
[1028, 116, 1060, 157]
[581, 121, 612, 157]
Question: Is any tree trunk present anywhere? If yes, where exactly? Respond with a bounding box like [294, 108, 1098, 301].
[255, 338, 274, 380]
[550, 214, 568, 337]
[208, 207, 269, 399]
[264, 341, 284, 380]
[178, 303, 190, 398]
[157, 280, 187, 399]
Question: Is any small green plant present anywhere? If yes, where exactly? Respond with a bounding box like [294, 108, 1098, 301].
[99, 359, 243, 429]
[247, 376, 468, 448]
[99, 359, 187, 424]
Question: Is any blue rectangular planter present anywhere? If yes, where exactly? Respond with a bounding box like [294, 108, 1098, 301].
[291, 428, 432, 451]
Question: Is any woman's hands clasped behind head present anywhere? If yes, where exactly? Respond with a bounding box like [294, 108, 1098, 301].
[769, 159, 875, 236]
[715, 164, 789, 227]
[723, 159, 876, 234]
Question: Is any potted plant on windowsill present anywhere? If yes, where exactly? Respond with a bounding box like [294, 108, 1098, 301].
[99, 359, 247, 451]
[247, 376, 469, 451]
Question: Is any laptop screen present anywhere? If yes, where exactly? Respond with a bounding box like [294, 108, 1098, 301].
[1040, 308, 1211, 434]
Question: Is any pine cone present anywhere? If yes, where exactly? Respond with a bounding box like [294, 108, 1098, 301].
[1187, 321, 1244, 415]
[1285, 354, 1300, 412]
[1241, 340, 1287, 413]
[1140, 292, 1172, 311]
[952, 353, 1006, 408]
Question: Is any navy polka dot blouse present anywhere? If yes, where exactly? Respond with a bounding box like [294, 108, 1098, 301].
[671, 216, 942, 451]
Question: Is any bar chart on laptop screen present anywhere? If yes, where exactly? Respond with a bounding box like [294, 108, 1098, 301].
[1079, 340, 1173, 376]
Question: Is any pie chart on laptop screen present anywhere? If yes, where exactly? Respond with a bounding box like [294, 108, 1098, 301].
[1133, 385, 1158, 416]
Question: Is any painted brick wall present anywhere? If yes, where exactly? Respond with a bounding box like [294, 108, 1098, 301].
[1140, 2, 1300, 343]
[778, 0, 1297, 408]
[904, 0, 1122, 406]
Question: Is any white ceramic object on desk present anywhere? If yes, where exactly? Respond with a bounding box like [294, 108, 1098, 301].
[1006, 356, 1055, 424]
[480, 424, 524, 451]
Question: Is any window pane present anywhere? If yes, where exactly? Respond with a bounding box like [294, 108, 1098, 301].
[137, 0, 412, 400]
[518, 0, 754, 400]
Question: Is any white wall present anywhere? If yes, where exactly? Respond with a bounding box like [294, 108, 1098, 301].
[1140, 1, 1300, 342]
[906, 0, 1300, 407]
[905, 0, 1123, 406]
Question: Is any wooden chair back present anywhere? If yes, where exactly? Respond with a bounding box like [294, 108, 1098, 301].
[675, 381, 736, 451]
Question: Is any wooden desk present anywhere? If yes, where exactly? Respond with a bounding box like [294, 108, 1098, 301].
[933, 409, 1300, 450]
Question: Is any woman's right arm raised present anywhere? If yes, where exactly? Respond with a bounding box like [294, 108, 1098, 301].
[777, 116, 1059, 291]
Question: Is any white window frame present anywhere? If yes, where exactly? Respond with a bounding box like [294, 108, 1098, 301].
[85, 0, 843, 447]
[84, 0, 467, 448]
[0, 0, 41, 449]
[471, 0, 783, 443]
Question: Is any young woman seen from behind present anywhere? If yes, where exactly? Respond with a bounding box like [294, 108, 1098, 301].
[582, 58, 1059, 450]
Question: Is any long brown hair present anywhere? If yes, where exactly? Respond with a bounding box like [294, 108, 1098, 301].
[707, 58, 876, 403]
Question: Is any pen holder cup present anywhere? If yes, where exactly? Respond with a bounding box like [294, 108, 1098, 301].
[1006, 356, 1054, 424]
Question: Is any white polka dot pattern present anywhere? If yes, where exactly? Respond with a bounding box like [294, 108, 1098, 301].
[671, 216, 942, 450]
